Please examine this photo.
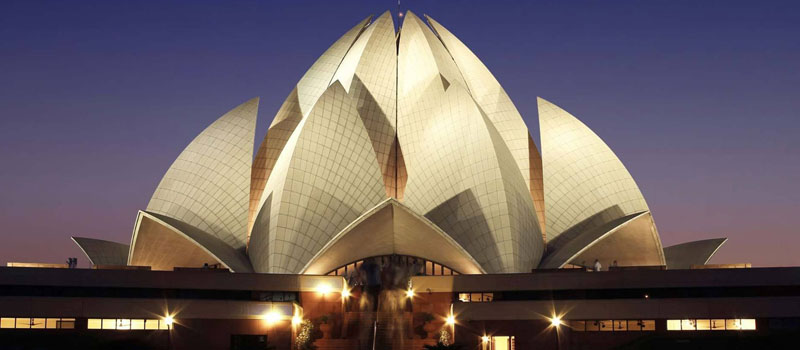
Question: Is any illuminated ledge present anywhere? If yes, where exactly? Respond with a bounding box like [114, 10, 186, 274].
[71, 236, 129, 266]
[128, 211, 253, 272]
[300, 198, 485, 275]
[6, 262, 68, 268]
[539, 211, 665, 269]
[663, 238, 728, 269]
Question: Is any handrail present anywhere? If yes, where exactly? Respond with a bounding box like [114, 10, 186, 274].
[371, 319, 377, 350]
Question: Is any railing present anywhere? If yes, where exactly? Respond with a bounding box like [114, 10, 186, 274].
[371, 319, 377, 350]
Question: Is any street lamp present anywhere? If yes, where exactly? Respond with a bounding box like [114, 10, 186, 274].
[263, 310, 281, 325]
[316, 284, 332, 295]
[164, 315, 174, 350]
[446, 314, 456, 326]
[549, 315, 562, 350]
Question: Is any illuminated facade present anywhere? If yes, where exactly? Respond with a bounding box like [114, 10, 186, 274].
[8, 10, 794, 350]
[71, 11, 722, 275]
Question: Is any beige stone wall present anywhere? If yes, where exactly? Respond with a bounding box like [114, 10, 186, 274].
[146, 98, 258, 250]
[538, 97, 652, 243]
[249, 83, 386, 273]
[397, 12, 543, 273]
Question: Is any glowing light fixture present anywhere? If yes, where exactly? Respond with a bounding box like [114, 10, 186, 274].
[292, 315, 302, 326]
[481, 335, 490, 343]
[550, 316, 562, 327]
[264, 311, 282, 325]
[163, 315, 174, 327]
[316, 284, 332, 295]
[446, 314, 456, 325]
[342, 287, 351, 298]
[405, 289, 414, 298]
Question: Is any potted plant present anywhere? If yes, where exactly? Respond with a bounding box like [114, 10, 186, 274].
[318, 314, 332, 339]
[295, 319, 316, 350]
[421, 313, 437, 339]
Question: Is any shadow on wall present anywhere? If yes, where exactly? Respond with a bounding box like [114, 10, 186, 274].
[547, 205, 626, 251]
[292, 186, 363, 271]
[425, 189, 501, 273]
[248, 193, 272, 273]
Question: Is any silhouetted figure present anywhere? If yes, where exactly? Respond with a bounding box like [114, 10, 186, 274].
[66, 257, 77, 269]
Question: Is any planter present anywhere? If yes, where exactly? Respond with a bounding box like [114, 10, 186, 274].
[319, 323, 332, 339]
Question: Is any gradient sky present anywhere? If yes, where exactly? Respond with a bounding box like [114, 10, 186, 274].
[1, 0, 798, 267]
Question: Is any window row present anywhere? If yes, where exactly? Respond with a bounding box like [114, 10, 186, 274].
[254, 292, 297, 302]
[568, 319, 655, 332]
[458, 292, 494, 303]
[87, 318, 169, 330]
[667, 319, 756, 331]
[0, 317, 75, 329]
[483, 335, 515, 350]
[328, 255, 460, 277]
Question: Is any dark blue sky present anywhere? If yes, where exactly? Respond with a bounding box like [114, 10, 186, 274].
[1, 0, 798, 266]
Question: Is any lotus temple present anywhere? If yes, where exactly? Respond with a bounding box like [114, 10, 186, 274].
[2, 11, 799, 350]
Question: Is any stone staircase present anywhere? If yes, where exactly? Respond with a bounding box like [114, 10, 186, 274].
[373, 312, 413, 350]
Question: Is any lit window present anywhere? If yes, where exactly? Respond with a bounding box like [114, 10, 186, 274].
[31, 318, 46, 329]
[470, 293, 482, 302]
[667, 319, 681, 331]
[458, 293, 470, 302]
[45, 319, 59, 329]
[1, 318, 15, 329]
[575, 319, 655, 332]
[102, 319, 116, 330]
[88, 318, 166, 331]
[568, 320, 585, 331]
[669, 318, 756, 331]
[59, 318, 75, 329]
[131, 319, 145, 330]
[116, 319, 131, 330]
[726, 319, 741, 330]
[145, 319, 160, 330]
[741, 319, 756, 330]
[15, 318, 31, 329]
[491, 336, 514, 350]
[483, 293, 493, 302]
[711, 319, 725, 330]
[87, 319, 102, 329]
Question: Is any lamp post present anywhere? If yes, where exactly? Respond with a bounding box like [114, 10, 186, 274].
[550, 316, 562, 350]
[164, 315, 174, 350]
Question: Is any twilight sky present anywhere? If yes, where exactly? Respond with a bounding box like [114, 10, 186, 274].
[1, 0, 798, 267]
